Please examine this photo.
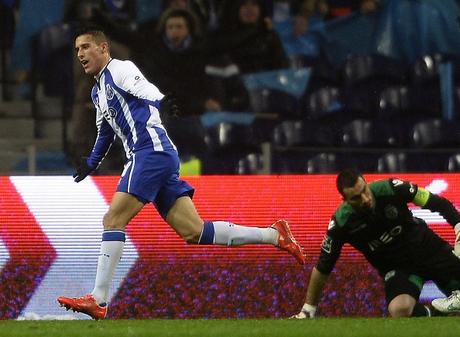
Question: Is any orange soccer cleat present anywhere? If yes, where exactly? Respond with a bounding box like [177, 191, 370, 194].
[58, 294, 108, 320]
[272, 219, 306, 265]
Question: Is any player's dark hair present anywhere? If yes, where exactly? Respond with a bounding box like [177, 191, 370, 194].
[336, 169, 363, 196]
[74, 24, 108, 43]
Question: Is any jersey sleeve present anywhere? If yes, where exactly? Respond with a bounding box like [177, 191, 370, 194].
[87, 107, 116, 169]
[422, 192, 460, 227]
[316, 217, 345, 275]
[388, 178, 419, 203]
[391, 178, 460, 227]
[116, 60, 164, 104]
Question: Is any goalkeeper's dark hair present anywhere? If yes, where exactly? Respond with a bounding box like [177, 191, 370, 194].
[336, 169, 363, 196]
[74, 24, 108, 44]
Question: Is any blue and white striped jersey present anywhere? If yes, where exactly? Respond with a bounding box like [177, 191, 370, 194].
[87, 58, 176, 168]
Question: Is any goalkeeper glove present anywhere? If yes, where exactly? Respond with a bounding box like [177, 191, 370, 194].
[454, 223, 460, 257]
[73, 157, 95, 183]
[291, 303, 317, 319]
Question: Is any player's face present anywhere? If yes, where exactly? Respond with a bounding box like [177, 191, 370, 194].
[342, 177, 375, 212]
[75, 34, 109, 76]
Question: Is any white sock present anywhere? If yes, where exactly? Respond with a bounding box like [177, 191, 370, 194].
[91, 240, 124, 304]
[213, 221, 278, 246]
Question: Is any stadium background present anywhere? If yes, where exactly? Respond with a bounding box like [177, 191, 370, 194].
[2, 0, 460, 322]
[0, 174, 457, 319]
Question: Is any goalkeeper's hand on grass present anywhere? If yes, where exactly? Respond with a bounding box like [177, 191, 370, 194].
[291, 303, 317, 319]
[73, 157, 95, 183]
[454, 223, 460, 257]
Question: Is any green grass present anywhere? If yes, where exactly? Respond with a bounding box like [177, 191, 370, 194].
[1, 318, 460, 337]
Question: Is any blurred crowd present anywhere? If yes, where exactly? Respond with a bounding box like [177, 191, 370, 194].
[61, 0, 379, 168]
[0, 0, 381, 172]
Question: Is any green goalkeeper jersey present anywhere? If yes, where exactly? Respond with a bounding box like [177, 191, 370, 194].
[316, 178, 460, 276]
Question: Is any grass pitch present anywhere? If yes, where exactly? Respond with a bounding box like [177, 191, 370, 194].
[1, 318, 459, 337]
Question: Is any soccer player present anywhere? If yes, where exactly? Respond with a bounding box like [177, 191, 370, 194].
[292, 169, 460, 318]
[57, 26, 305, 320]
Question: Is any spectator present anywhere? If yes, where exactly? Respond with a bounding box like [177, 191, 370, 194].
[208, 0, 289, 75]
[188, 0, 228, 32]
[138, 7, 222, 116]
[136, 7, 228, 157]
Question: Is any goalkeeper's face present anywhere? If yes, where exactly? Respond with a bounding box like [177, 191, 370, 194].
[342, 177, 375, 212]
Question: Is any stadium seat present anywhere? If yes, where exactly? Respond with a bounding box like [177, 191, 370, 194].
[236, 153, 264, 174]
[377, 152, 407, 173]
[271, 119, 338, 148]
[271, 120, 306, 148]
[306, 152, 338, 173]
[248, 87, 299, 118]
[409, 118, 460, 148]
[412, 54, 444, 84]
[339, 119, 374, 147]
[303, 86, 344, 120]
[343, 54, 407, 86]
[410, 54, 444, 118]
[377, 86, 412, 120]
[341, 54, 408, 118]
[202, 122, 259, 174]
[204, 122, 259, 154]
[448, 153, 460, 172]
[339, 119, 405, 148]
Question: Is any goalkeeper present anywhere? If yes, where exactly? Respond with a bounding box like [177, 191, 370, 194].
[293, 169, 460, 318]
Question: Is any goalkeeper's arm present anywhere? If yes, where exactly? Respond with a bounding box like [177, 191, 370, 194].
[417, 189, 460, 256]
[293, 267, 329, 318]
[305, 267, 329, 307]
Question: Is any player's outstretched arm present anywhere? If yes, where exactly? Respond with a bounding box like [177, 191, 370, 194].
[418, 191, 460, 256]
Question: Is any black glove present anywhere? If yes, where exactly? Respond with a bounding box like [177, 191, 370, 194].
[160, 93, 181, 117]
[73, 157, 95, 183]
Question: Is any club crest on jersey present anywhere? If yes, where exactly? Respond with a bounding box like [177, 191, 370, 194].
[384, 205, 398, 220]
[103, 107, 117, 120]
[106, 84, 115, 100]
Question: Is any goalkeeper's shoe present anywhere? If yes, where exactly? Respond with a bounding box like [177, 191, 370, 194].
[58, 294, 107, 320]
[432, 291, 460, 313]
[271, 219, 306, 265]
